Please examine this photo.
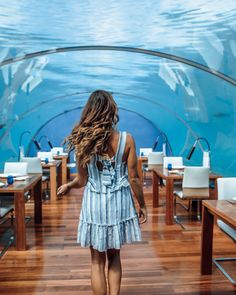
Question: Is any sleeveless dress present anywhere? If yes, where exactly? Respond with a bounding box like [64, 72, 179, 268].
[77, 131, 142, 252]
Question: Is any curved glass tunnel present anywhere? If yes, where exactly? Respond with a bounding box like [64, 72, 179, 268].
[0, 1, 236, 176]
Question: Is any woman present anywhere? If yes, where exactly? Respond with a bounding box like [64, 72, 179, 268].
[57, 90, 147, 295]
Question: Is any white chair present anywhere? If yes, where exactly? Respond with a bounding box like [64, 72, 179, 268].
[139, 148, 153, 182]
[139, 148, 153, 157]
[37, 151, 53, 161]
[148, 152, 164, 166]
[0, 177, 14, 225]
[217, 178, 236, 240]
[20, 157, 42, 174]
[1, 162, 29, 240]
[174, 167, 210, 228]
[163, 156, 183, 169]
[0, 200, 14, 256]
[142, 152, 164, 186]
[51, 147, 64, 156]
[20, 157, 50, 200]
[67, 152, 76, 169]
[4, 162, 28, 175]
[3, 163, 28, 202]
[37, 152, 53, 183]
[4, 162, 29, 204]
[163, 156, 184, 189]
[213, 178, 236, 285]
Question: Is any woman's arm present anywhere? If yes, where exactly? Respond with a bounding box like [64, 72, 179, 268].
[57, 164, 88, 195]
[126, 134, 147, 223]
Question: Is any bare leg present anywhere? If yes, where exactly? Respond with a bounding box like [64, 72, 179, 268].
[90, 247, 107, 295]
[107, 249, 122, 295]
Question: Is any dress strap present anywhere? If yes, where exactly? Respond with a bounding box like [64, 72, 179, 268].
[116, 131, 126, 164]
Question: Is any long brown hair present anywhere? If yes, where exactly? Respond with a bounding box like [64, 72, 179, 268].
[65, 90, 119, 167]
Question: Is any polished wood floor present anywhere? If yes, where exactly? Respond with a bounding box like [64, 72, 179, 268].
[0, 178, 235, 295]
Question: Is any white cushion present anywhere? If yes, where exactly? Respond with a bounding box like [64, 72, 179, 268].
[163, 156, 183, 168]
[37, 152, 53, 161]
[4, 162, 28, 175]
[148, 152, 163, 165]
[20, 157, 42, 174]
[139, 148, 153, 157]
[217, 178, 236, 240]
[174, 188, 209, 200]
[51, 147, 64, 155]
[183, 167, 209, 188]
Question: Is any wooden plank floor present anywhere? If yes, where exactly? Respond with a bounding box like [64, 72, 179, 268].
[0, 181, 235, 295]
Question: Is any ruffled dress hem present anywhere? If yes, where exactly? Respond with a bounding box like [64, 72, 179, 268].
[77, 215, 142, 252]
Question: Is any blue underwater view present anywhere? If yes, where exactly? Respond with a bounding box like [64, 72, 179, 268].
[0, 0, 236, 175]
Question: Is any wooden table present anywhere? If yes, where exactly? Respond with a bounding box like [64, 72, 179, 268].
[201, 200, 236, 275]
[0, 175, 42, 250]
[150, 165, 219, 225]
[42, 160, 62, 201]
[53, 154, 68, 184]
[53, 154, 69, 184]
[137, 156, 148, 183]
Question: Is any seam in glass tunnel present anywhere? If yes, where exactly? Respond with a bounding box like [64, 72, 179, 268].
[1, 45, 236, 86]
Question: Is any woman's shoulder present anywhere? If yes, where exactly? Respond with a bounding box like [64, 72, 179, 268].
[123, 132, 135, 146]
[114, 131, 135, 148]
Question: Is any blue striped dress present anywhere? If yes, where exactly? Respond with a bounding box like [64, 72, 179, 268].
[77, 131, 142, 252]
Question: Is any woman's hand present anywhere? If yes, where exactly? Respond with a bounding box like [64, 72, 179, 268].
[57, 183, 70, 196]
[138, 205, 147, 224]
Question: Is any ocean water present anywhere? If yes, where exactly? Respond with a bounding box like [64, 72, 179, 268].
[0, 0, 236, 175]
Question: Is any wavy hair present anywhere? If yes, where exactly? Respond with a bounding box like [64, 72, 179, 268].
[65, 90, 119, 167]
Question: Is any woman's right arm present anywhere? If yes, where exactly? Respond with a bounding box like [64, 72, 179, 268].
[127, 134, 147, 223]
[57, 164, 88, 196]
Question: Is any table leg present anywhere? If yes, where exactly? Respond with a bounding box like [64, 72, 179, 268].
[34, 178, 42, 224]
[57, 162, 62, 187]
[166, 178, 174, 225]
[210, 178, 218, 200]
[14, 192, 26, 250]
[61, 157, 67, 184]
[152, 170, 159, 208]
[201, 205, 214, 274]
[50, 165, 57, 201]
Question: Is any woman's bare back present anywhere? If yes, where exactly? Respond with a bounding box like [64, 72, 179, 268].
[106, 130, 132, 163]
